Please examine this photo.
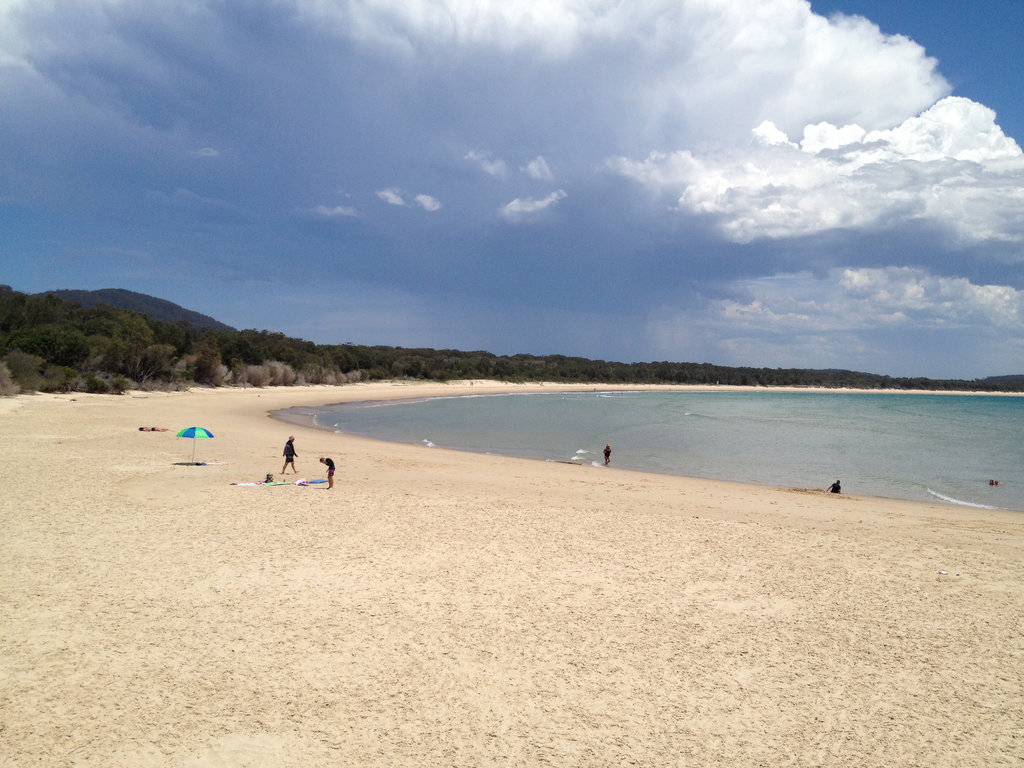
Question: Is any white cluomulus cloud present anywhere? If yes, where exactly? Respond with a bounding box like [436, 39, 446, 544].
[610, 97, 1023, 243]
[464, 150, 507, 178]
[500, 189, 567, 220]
[521, 155, 554, 181]
[310, 204, 359, 218]
[377, 188, 406, 205]
[414, 194, 442, 211]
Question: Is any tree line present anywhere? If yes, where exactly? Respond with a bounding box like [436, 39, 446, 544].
[1, 285, 1020, 394]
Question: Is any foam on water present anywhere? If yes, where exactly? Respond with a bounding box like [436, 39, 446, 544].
[926, 488, 997, 510]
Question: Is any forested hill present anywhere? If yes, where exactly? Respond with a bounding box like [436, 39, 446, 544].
[43, 289, 235, 331]
[1, 285, 1021, 395]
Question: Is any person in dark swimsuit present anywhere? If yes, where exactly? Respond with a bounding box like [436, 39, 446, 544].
[320, 456, 335, 489]
[282, 436, 298, 474]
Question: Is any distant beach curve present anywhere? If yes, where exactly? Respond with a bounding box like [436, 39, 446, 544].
[305, 387, 1024, 514]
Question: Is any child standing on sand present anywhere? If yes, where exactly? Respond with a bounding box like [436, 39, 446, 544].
[320, 456, 335, 489]
[282, 436, 298, 474]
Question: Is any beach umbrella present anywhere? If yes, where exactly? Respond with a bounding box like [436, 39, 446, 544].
[176, 426, 214, 464]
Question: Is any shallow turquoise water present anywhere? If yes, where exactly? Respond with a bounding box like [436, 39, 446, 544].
[311, 390, 1023, 513]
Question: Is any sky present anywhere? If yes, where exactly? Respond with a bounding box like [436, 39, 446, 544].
[2, 0, 1022, 380]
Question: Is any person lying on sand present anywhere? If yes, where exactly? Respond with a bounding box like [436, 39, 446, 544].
[138, 427, 168, 431]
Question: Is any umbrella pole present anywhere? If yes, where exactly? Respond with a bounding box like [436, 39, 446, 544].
[191, 439, 197, 464]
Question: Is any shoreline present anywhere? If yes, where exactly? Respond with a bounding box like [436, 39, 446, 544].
[263, 379, 1024, 400]
[268, 381, 1022, 514]
[3, 380, 1023, 766]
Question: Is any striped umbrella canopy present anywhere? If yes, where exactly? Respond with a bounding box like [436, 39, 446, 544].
[176, 426, 214, 463]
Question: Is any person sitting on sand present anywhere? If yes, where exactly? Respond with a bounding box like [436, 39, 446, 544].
[826, 479, 841, 494]
[138, 427, 168, 431]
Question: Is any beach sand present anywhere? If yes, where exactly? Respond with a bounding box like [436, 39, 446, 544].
[2, 381, 1022, 767]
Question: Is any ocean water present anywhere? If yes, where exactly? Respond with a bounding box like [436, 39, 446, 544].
[310, 390, 1024, 513]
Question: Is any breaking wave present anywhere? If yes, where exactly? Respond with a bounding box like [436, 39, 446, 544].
[926, 488, 997, 510]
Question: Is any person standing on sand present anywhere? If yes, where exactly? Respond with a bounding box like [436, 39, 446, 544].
[282, 436, 298, 474]
[320, 456, 335, 489]
[604, 444, 611, 466]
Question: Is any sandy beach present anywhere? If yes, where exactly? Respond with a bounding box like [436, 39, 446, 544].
[2, 381, 1022, 767]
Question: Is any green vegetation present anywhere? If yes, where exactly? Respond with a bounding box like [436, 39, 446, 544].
[1, 285, 1020, 394]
